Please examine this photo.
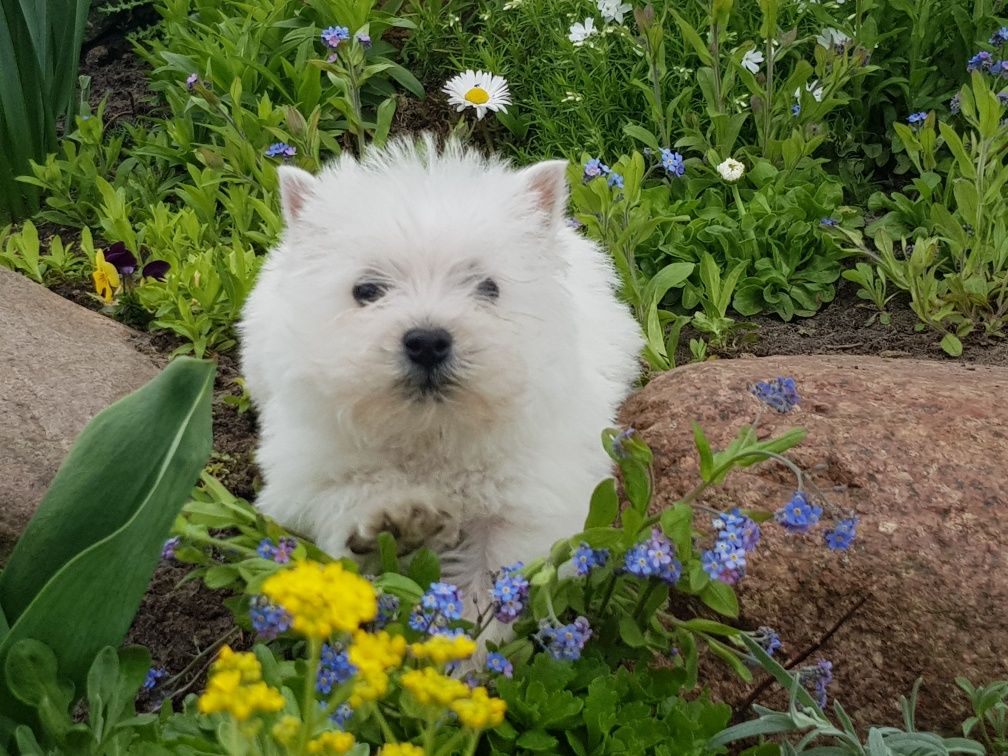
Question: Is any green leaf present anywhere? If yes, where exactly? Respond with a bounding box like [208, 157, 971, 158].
[585, 480, 619, 529]
[623, 123, 661, 152]
[700, 580, 739, 618]
[0, 359, 214, 727]
[618, 615, 648, 648]
[693, 422, 714, 480]
[516, 730, 560, 751]
[940, 333, 963, 356]
[4, 640, 73, 743]
[373, 573, 424, 603]
[377, 532, 400, 574]
[407, 548, 440, 588]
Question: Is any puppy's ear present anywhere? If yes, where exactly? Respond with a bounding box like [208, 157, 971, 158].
[519, 160, 569, 229]
[277, 165, 320, 225]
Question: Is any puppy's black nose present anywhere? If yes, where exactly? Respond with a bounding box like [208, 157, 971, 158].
[403, 327, 453, 369]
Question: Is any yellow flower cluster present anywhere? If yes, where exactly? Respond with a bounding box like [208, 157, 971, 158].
[262, 561, 377, 639]
[197, 646, 284, 721]
[381, 744, 425, 756]
[270, 715, 300, 744]
[400, 667, 472, 707]
[348, 629, 406, 707]
[306, 730, 356, 754]
[409, 634, 477, 665]
[451, 686, 507, 730]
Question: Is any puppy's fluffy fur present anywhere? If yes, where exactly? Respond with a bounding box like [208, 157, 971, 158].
[240, 137, 642, 608]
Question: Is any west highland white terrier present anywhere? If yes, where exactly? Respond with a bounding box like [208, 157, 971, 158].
[240, 137, 642, 615]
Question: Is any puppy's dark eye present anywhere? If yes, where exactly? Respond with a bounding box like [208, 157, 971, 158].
[353, 282, 387, 305]
[476, 277, 500, 301]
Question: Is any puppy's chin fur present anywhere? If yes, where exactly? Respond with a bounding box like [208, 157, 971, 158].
[239, 135, 644, 626]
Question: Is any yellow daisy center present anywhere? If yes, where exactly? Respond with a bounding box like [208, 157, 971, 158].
[464, 86, 490, 105]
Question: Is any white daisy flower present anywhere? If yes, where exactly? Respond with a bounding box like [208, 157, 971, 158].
[717, 158, 745, 182]
[598, 0, 632, 24]
[569, 17, 598, 45]
[816, 27, 851, 50]
[794, 80, 824, 102]
[741, 48, 764, 73]
[442, 70, 512, 120]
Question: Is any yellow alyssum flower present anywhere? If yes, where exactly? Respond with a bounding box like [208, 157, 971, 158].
[271, 715, 300, 744]
[348, 666, 389, 708]
[349, 630, 407, 672]
[92, 250, 120, 304]
[409, 634, 476, 665]
[197, 646, 284, 721]
[450, 686, 507, 730]
[306, 730, 356, 754]
[400, 667, 471, 708]
[262, 561, 377, 639]
[381, 744, 425, 756]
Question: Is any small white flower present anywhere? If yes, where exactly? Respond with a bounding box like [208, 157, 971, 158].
[442, 70, 512, 120]
[794, 80, 824, 102]
[816, 27, 851, 50]
[569, 17, 598, 45]
[598, 0, 632, 25]
[561, 90, 584, 103]
[741, 48, 764, 73]
[502, 0, 523, 7]
[717, 157, 745, 182]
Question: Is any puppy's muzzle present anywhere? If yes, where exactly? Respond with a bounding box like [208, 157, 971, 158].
[402, 327, 455, 397]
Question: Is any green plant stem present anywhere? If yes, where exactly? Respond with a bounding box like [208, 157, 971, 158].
[298, 638, 322, 752]
[632, 580, 661, 623]
[372, 704, 397, 743]
[595, 573, 620, 616]
[731, 184, 747, 217]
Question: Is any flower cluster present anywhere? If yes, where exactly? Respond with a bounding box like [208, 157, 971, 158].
[535, 617, 592, 661]
[490, 564, 530, 623]
[249, 595, 293, 640]
[572, 542, 609, 576]
[400, 668, 506, 729]
[799, 659, 834, 708]
[775, 491, 823, 533]
[702, 508, 761, 584]
[750, 376, 800, 413]
[306, 730, 355, 754]
[753, 626, 782, 657]
[262, 561, 377, 639]
[582, 157, 624, 191]
[660, 148, 685, 177]
[992, 27, 1008, 47]
[317, 644, 356, 694]
[409, 581, 464, 634]
[265, 142, 296, 159]
[143, 666, 166, 691]
[382, 745, 424, 756]
[257, 536, 297, 563]
[907, 111, 927, 129]
[197, 646, 284, 721]
[967, 51, 998, 73]
[161, 536, 180, 560]
[824, 516, 858, 550]
[486, 652, 514, 678]
[409, 633, 477, 665]
[347, 629, 407, 707]
[624, 528, 682, 584]
[321, 25, 350, 49]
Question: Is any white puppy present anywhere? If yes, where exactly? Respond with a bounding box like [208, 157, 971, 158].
[240, 137, 642, 612]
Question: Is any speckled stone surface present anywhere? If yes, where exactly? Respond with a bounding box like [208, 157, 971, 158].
[620, 355, 1008, 732]
[0, 269, 162, 562]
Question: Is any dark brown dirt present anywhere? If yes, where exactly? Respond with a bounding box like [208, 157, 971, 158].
[126, 563, 248, 711]
[693, 280, 1008, 367]
[79, 11, 160, 125]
